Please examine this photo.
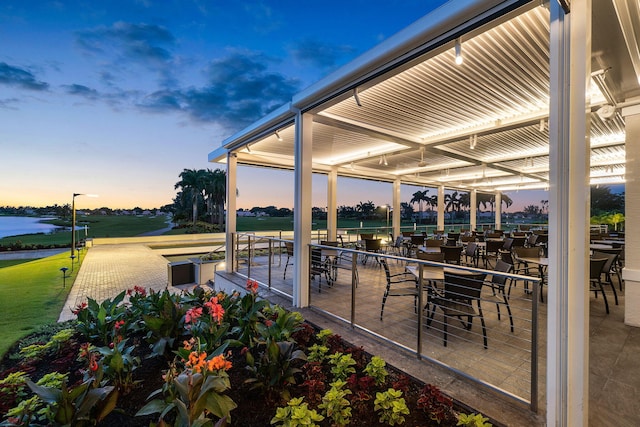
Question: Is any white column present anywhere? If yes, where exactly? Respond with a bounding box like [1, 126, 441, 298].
[225, 152, 237, 273]
[393, 178, 401, 238]
[470, 190, 477, 231]
[547, 0, 591, 425]
[495, 192, 502, 230]
[437, 185, 445, 231]
[293, 110, 313, 307]
[327, 167, 338, 241]
[622, 101, 640, 326]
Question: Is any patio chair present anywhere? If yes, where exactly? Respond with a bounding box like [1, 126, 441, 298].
[380, 258, 418, 320]
[362, 238, 383, 265]
[592, 251, 620, 306]
[440, 245, 463, 265]
[484, 239, 505, 269]
[283, 241, 294, 279]
[484, 260, 514, 332]
[461, 242, 479, 267]
[427, 271, 488, 348]
[592, 247, 623, 290]
[590, 257, 610, 314]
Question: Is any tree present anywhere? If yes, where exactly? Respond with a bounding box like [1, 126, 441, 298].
[356, 200, 375, 220]
[400, 202, 414, 221]
[591, 186, 624, 214]
[410, 190, 430, 223]
[204, 168, 226, 227]
[175, 168, 207, 226]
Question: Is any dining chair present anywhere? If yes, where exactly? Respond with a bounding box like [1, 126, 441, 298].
[484, 239, 504, 269]
[379, 258, 418, 320]
[592, 247, 623, 290]
[485, 260, 514, 332]
[362, 238, 383, 265]
[440, 245, 463, 265]
[427, 271, 488, 348]
[283, 241, 294, 279]
[592, 251, 620, 306]
[461, 242, 479, 267]
[589, 257, 610, 314]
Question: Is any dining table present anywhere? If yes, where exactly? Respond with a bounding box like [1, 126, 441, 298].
[590, 243, 613, 250]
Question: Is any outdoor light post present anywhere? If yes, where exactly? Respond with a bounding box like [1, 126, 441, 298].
[71, 193, 97, 261]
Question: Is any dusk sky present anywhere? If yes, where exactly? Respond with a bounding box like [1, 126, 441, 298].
[1, 0, 547, 212]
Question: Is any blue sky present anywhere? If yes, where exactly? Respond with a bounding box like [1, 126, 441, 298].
[1, 0, 550, 212]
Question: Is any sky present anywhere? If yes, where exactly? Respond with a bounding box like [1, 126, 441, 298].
[0, 0, 547, 212]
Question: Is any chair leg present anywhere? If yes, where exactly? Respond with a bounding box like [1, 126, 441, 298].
[598, 280, 610, 314]
[504, 295, 514, 333]
[479, 306, 488, 349]
[607, 273, 619, 305]
[380, 289, 389, 320]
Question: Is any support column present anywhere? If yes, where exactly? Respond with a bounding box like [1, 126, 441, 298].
[293, 110, 313, 308]
[495, 192, 502, 230]
[393, 178, 401, 238]
[437, 185, 445, 231]
[327, 167, 338, 241]
[225, 152, 237, 273]
[470, 190, 477, 231]
[622, 101, 640, 326]
[547, 1, 591, 425]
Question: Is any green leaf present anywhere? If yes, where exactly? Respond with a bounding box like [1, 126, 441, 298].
[136, 399, 168, 416]
[205, 393, 237, 420]
[25, 379, 62, 404]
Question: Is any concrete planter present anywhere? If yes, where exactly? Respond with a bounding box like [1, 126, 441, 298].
[190, 258, 218, 285]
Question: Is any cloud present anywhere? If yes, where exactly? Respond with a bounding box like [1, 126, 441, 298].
[138, 51, 301, 131]
[0, 97, 20, 109]
[62, 84, 100, 100]
[0, 62, 49, 91]
[75, 21, 176, 85]
[289, 38, 356, 69]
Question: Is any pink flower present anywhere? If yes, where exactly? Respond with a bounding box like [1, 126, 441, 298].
[205, 297, 225, 325]
[185, 307, 203, 324]
[246, 279, 259, 294]
[265, 319, 273, 327]
[71, 302, 87, 315]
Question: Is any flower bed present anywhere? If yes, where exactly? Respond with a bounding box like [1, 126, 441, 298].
[0, 281, 493, 426]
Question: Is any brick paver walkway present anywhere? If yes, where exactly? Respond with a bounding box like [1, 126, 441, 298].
[58, 244, 170, 322]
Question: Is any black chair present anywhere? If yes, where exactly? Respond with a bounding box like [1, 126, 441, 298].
[484, 239, 504, 269]
[379, 258, 418, 320]
[427, 271, 488, 348]
[440, 245, 462, 265]
[461, 242, 479, 267]
[283, 241, 294, 279]
[592, 247, 623, 290]
[485, 260, 514, 332]
[590, 258, 610, 314]
[592, 251, 620, 306]
[362, 238, 383, 265]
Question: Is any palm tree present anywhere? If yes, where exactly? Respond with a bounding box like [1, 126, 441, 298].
[410, 190, 429, 223]
[204, 169, 226, 227]
[356, 200, 375, 220]
[175, 168, 207, 226]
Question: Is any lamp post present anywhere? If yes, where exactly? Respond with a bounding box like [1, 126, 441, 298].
[71, 193, 97, 260]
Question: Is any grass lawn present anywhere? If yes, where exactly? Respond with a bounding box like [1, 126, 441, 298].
[0, 252, 80, 357]
[0, 215, 170, 247]
[0, 259, 36, 268]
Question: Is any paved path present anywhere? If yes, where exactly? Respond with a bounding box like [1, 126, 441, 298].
[58, 244, 171, 322]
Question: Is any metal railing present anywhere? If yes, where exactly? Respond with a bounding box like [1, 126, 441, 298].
[227, 231, 541, 411]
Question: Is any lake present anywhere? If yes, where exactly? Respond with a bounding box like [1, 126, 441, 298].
[0, 216, 62, 239]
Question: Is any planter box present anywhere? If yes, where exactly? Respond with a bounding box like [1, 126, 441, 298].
[190, 258, 219, 285]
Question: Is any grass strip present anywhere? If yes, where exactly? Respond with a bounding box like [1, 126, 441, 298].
[0, 252, 80, 357]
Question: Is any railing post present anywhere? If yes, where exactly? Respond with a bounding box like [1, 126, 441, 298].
[531, 277, 539, 413]
[247, 234, 252, 279]
[350, 250, 358, 327]
[268, 239, 272, 289]
[417, 262, 424, 358]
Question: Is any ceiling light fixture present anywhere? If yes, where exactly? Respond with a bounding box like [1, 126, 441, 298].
[383, 154, 388, 166]
[455, 38, 463, 65]
[275, 131, 282, 141]
[353, 88, 362, 107]
[469, 134, 477, 149]
[539, 119, 545, 132]
[417, 148, 427, 167]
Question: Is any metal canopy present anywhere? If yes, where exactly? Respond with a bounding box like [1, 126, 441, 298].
[210, 1, 638, 194]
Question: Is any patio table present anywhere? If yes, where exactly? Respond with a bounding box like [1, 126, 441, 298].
[516, 256, 548, 302]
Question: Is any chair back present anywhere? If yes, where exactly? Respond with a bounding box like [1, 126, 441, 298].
[502, 238, 514, 250]
[443, 272, 487, 301]
[486, 232, 502, 239]
[498, 249, 514, 265]
[447, 232, 461, 242]
[465, 242, 478, 257]
[526, 234, 539, 247]
[486, 239, 504, 254]
[592, 251, 617, 274]
[417, 251, 444, 262]
[310, 247, 323, 269]
[512, 231, 526, 237]
[402, 231, 414, 237]
[461, 235, 475, 243]
[321, 240, 339, 247]
[590, 258, 607, 280]
[491, 259, 513, 291]
[285, 241, 294, 256]
[360, 233, 374, 240]
[380, 258, 392, 281]
[513, 246, 541, 258]
[511, 237, 527, 248]
[395, 236, 404, 248]
[440, 245, 462, 264]
[410, 235, 425, 246]
[364, 238, 382, 251]
[425, 238, 444, 247]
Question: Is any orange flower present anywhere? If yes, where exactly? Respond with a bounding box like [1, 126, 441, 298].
[206, 354, 232, 372]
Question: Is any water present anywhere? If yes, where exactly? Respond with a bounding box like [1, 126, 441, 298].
[0, 216, 62, 238]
